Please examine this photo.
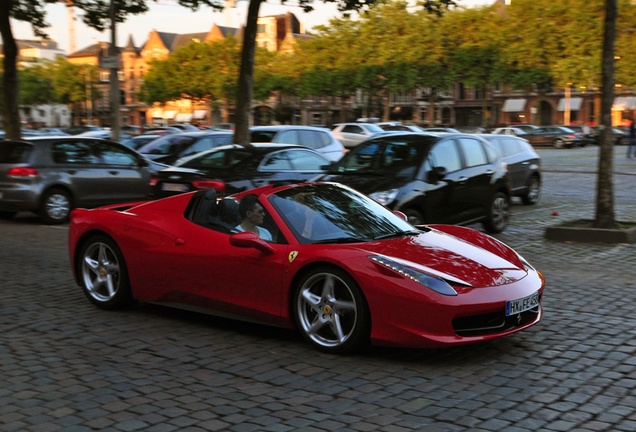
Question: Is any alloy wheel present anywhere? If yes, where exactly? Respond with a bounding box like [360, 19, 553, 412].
[82, 242, 122, 303]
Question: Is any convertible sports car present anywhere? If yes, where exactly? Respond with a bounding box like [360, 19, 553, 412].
[69, 182, 545, 353]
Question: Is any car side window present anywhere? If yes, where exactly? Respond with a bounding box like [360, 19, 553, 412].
[316, 131, 331, 149]
[214, 134, 233, 146]
[187, 137, 214, 155]
[298, 131, 319, 149]
[502, 138, 522, 156]
[287, 150, 329, 170]
[338, 141, 382, 172]
[458, 138, 488, 167]
[93, 142, 139, 166]
[482, 141, 499, 163]
[491, 138, 504, 155]
[260, 152, 293, 171]
[342, 125, 363, 134]
[277, 130, 300, 145]
[429, 140, 461, 173]
[52, 141, 99, 164]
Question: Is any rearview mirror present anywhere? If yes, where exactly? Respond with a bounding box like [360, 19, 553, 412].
[229, 231, 275, 255]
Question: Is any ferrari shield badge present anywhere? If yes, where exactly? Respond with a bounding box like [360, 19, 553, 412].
[288, 251, 298, 263]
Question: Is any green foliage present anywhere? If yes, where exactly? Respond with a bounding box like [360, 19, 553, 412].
[18, 62, 57, 106]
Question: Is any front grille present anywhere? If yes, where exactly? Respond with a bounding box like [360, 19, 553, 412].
[453, 305, 540, 337]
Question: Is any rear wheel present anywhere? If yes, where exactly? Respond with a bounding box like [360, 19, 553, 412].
[522, 176, 541, 205]
[294, 267, 370, 354]
[79, 235, 133, 310]
[553, 138, 564, 148]
[483, 192, 510, 233]
[40, 188, 72, 224]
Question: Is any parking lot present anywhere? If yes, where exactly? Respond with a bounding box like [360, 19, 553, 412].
[2, 147, 636, 432]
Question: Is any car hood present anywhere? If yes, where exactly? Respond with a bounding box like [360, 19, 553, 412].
[317, 173, 411, 195]
[351, 228, 527, 288]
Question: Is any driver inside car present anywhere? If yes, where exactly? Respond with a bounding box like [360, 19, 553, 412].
[235, 194, 273, 241]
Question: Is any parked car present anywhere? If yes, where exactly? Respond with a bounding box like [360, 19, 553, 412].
[316, 132, 511, 233]
[121, 134, 161, 150]
[492, 127, 528, 137]
[331, 122, 386, 148]
[120, 125, 142, 136]
[216, 123, 235, 130]
[170, 124, 200, 132]
[607, 127, 630, 145]
[0, 137, 166, 224]
[562, 125, 594, 146]
[250, 125, 346, 162]
[421, 127, 461, 133]
[480, 135, 541, 205]
[149, 143, 332, 199]
[0, 130, 46, 139]
[37, 128, 70, 136]
[523, 126, 583, 148]
[379, 124, 426, 132]
[137, 131, 233, 165]
[64, 125, 103, 135]
[76, 130, 132, 141]
[455, 126, 487, 134]
[509, 124, 541, 134]
[69, 182, 544, 353]
[142, 126, 181, 135]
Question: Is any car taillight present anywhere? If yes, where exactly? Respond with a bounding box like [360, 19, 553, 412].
[569, 134, 577, 138]
[192, 180, 226, 192]
[7, 167, 39, 178]
[149, 177, 159, 187]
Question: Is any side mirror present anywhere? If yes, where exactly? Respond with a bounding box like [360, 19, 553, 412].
[428, 166, 447, 183]
[394, 211, 407, 221]
[229, 231, 275, 255]
[138, 158, 149, 167]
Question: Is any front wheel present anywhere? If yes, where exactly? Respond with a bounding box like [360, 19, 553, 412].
[79, 235, 133, 310]
[293, 267, 370, 354]
[40, 188, 72, 224]
[522, 176, 541, 205]
[483, 192, 510, 233]
[404, 209, 425, 226]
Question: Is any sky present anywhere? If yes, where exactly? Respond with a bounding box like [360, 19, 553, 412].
[10, 0, 493, 55]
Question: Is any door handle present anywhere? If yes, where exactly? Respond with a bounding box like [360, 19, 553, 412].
[67, 170, 76, 175]
[522, 162, 530, 165]
[485, 170, 495, 174]
[458, 176, 468, 183]
[108, 171, 119, 175]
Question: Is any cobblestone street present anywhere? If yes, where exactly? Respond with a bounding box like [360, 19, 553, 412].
[2, 147, 636, 432]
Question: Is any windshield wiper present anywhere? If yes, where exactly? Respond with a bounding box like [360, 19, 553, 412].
[373, 230, 421, 240]
[311, 237, 370, 244]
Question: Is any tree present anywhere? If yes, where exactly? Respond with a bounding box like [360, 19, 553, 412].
[232, 0, 458, 146]
[19, 62, 57, 106]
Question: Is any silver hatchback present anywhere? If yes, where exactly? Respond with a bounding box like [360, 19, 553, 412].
[0, 137, 165, 224]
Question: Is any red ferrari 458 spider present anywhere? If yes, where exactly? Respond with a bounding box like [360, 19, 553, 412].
[69, 182, 545, 353]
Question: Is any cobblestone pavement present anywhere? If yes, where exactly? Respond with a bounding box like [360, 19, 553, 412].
[2, 147, 636, 432]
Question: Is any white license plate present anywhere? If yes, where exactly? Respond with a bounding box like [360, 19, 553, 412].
[506, 291, 539, 316]
[162, 183, 189, 192]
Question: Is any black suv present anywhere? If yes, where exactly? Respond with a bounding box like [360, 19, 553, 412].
[316, 132, 512, 233]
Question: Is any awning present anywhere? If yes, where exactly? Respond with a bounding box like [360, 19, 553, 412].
[612, 96, 636, 111]
[502, 99, 527, 112]
[152, 109, 163, 118]
[163, 110, 177, 120]
[193, 110, 207, 119]
[557, 97, 583, 111]
[175, 113, 193, 123]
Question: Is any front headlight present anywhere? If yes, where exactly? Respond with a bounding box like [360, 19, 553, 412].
[369, 189, 398, 206]
[369, 256, 458, 296]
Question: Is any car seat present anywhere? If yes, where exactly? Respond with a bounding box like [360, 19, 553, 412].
[191, 189, 218, 226]
[216, 198, 241, 231]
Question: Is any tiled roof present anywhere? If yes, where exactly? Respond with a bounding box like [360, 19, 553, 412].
[68, 42, 121, 58]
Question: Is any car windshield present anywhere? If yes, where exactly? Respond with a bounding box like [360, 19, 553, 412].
[333, 136, 433, 177]
[139, 135, 195, 155]
[269, 184, 417, 244]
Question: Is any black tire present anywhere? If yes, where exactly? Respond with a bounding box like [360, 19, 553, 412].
[293, 266, 370, 354]
[0, 211, 16, 220]
[39, 188, 72, 224]
[404, 209, 425, 226]
[482, 192, 510, 233]
[521, 176, 541, 205]
[553, 138, 564, 148]
[78, 235, 133, 310]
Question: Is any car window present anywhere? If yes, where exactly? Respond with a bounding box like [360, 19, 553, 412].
[181, 149, 250, 169]
[298, 131, 318, 149]
[276, 130, 299, 145]
[260, 152, 293, 171]
[213, 134, 233, 145]
[0, 142, 32, 163]
[140, 135, 195, 155]
[482, 141, 499, 163]
[429, 140, 461, 173]
[251, 131, 277, 142]
[379, 139, 426, 177]
[490, 138, 504, 155]
[316, 131, 332, 149]
[337, 141, 382, 172]
[502, 138, 522, 156]
[287, 150, 329, 170]
[458, 138, 488, 167]
[93, 142, 139, 166]
[342, 125, 363, 134]
[187, 137, 214, 155]
[52, 141, 99, 164]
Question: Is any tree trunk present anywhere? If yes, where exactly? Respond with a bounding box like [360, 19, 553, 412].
[0, 0, 21, 140]
[109, 0, 120, 142]
[482, 84, 488, 128]
[233, 0, 262, 147]
[594, 0, 616, 229]
[383, 89, 390, 122]
[428, 89, 436, 127]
